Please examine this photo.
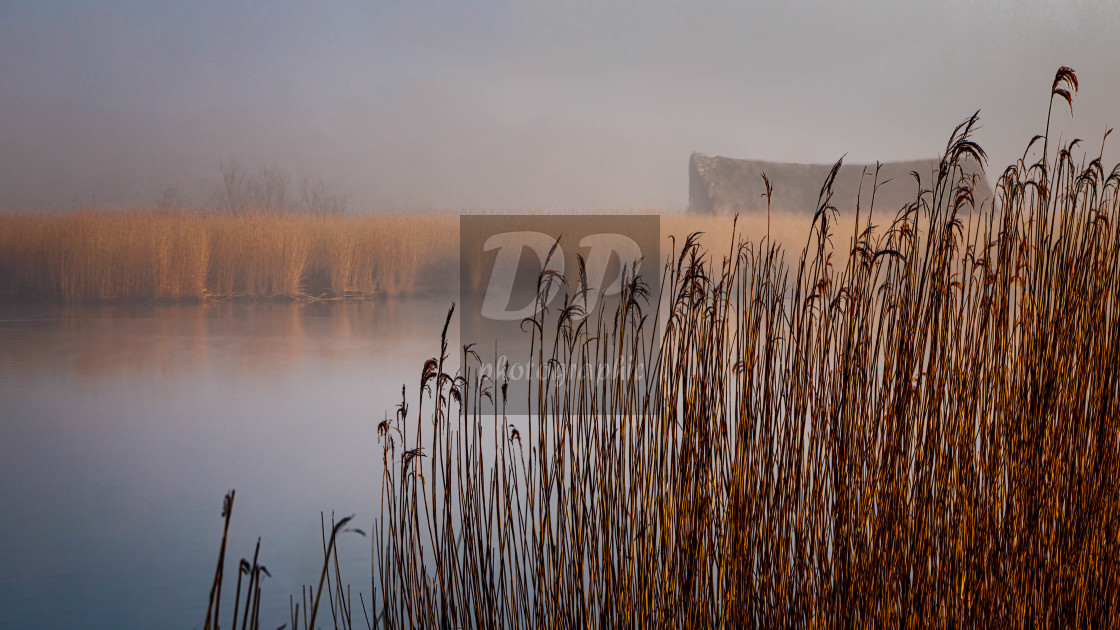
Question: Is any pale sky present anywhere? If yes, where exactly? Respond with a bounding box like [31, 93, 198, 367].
[1, 0, 1118, 212]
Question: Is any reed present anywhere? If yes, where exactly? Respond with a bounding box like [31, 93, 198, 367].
[201, 491, 274, 630]
[0, 211, 458, 302]
[370, 67, 1120, 628]
[202, 494, 369, 630]
[0, 207, 808, 303]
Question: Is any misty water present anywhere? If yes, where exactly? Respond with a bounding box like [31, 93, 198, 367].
[0, 299, 459, 630]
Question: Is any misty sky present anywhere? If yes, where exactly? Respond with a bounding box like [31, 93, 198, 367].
[2, 0, 1118, 212]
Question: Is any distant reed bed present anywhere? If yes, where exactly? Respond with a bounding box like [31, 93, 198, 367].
[0, 207, 801, 303]
[0, 205, 815, 304]
[0, 211, 458, 302]
[363, 68, 1120, 628]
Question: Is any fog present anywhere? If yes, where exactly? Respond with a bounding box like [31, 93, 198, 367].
[2, 0, 1118, 212]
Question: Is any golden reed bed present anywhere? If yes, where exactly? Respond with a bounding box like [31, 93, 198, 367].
[0, 211, 457, 301]
[0, 209, 812, 302]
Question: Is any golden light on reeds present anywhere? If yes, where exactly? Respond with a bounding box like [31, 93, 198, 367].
[0, 211, 458, 302]
[364, 68, 1120, 628]
[0, 208, 800, 304]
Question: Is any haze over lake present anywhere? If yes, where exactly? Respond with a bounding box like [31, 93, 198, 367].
[3, 1, 1120, 628]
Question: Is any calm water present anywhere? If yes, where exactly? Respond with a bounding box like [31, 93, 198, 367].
[0, 299, 458, 630]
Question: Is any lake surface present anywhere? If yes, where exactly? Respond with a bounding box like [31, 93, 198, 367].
[0, 299, 459, 630]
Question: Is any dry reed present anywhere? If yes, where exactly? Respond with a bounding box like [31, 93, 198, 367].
[370, 67, 1120, 628]
[0, 211, 457, 302]
[0, 209, 812, 304]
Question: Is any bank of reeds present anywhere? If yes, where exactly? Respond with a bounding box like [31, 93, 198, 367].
[0, 205, 807, 304]
[372, 68, 1120, 627]
[0, 211, 458, 301]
